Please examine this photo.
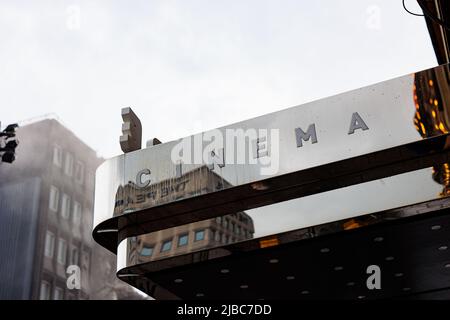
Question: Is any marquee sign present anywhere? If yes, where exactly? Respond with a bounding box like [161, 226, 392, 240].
[94, 63, 450, 254]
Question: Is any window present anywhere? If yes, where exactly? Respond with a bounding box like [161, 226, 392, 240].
[231, 222, 235, 232]
[44, 231, 55, 258]
[53, 145, 62, 167]
[215, 231, 221, 242]
[72, 201, 82, 225]
[64, 153, 74, 176]
[160, 239, 172, 253]
[57, 238, 67, 265]
[223, 219, 228, 229]
[215, 216, 222, 224]
[82, 250, 91, 270]
[86, 171, 95, 189]
[39, 281, 51, 300]
[61, 194, 70, 219]
[140, 246, 154, 257]
[195, 230, 205, 242]
[178, 234, 189, 247]
[71, 247, 79, 265]
[75, 161, 84, 184]
[49, 186, 59, 212]
[53, 287, 63, 300]
[236, 226, 241, 235]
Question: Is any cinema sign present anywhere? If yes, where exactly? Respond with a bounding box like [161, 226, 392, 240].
[165, 111, 370, 177]
[93, 64, 450, 252]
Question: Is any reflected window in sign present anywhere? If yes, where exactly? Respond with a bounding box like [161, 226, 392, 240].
[178, 234, 189, 247]
[160, 240, 172, 253]
[195, 230, 205, 242]
[141, 245, 154, 257]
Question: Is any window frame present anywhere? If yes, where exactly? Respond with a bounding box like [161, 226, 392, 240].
[57, 238, 67, 265]
[72, 201, 82, 225]
[194, 229, 205, 242]
[49, 185, 59, 212]
[140, 245, 154, 257]
[64, 153, 74, 177]
[177, 233, 189, 247]
[74, 161, 84, 184]
[44, 231, 55, 258]
[53, 145, 62, 167]
[160, 239, 173, 253]
[71, 247, 79, 265]
[61, 193, 71, 219]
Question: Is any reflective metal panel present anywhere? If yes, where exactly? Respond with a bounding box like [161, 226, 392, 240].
[94, 64, 450, 254]
[115, 166, 446, 270]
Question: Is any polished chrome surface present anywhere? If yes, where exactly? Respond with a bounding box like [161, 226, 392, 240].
[94, 64, 450, 244]
[117, 194, 450, 274]
[92, 64, 450, 298]
[115, 168, 447, 271]
[96, 71, 421, 224]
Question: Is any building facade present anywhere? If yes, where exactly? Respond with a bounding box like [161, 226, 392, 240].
[0, 118, 141, 300]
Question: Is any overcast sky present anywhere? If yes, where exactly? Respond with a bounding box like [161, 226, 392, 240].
[0, 0, 437, 159]
[0, 1, 443, 238]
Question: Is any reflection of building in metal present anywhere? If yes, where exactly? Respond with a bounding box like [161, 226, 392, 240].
[114, 166, 254, 264]
[93, 62, 450, 299]
[414, 64, 450, 195]
[344, 65, 450, 231]
[114, 166, 228, 214]
[0, 119, 142, 300]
